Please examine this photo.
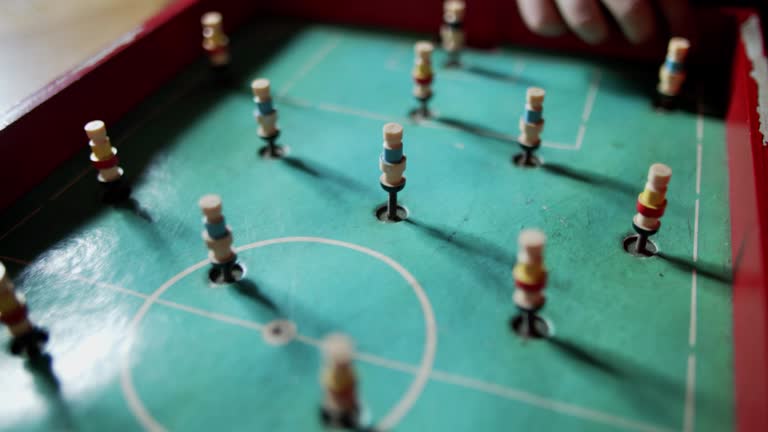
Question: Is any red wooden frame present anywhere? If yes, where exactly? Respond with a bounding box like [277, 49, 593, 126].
[0, 1, 765, 430]
[727, 11, 768, 431]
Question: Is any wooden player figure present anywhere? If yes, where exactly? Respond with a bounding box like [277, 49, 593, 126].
[440, 0, 466, 67]
[411, 41, 435, 119]
[201, 12, 230, 69]
[516, 87, 545, 167]
[0, 261, 48, 358]
[252, 78, 284, 158]
[199, 194, 239, 283]
[379, 123, 407, 222]
[657, 37, 690, 108]
[511, 229, 548, 339]
[319, 333, 361, 429]
[85, 120, 129, 202]
[632, 163, 672, 256]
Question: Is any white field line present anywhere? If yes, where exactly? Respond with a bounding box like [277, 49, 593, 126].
[683, 354, 697, 432]
[3, 258, 676, 432]
[689, 270, 698, 348]
[278, 37, 341, 97]
[574, 71, 602, 150]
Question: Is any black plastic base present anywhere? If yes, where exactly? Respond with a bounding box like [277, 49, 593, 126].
[320, 406, 360, 430]
[510, 310, 549, 339]
[9, 327, 49, 358]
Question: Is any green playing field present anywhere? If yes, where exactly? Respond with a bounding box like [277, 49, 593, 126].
[0, 19, 733, 432]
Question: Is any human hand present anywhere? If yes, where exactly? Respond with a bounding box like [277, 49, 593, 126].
[516, 0, 689, 45]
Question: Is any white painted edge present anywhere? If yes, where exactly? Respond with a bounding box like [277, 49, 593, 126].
[741, 15, 768, 145]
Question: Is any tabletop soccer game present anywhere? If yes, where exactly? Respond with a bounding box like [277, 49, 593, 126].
[0, 1, 766, 431]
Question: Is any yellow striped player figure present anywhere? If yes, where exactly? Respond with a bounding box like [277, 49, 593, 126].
[201, 12, 230, 69]
[511, 229, 550, 339]
[631, 163, 672, 256]
[411, 41, 435, 120]
[0, 261, 48, 358]
[319, 333, 365, 429]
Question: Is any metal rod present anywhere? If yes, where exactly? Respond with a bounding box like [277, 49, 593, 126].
[636, 234, 648, 255]
[387, 191, 398, 220]
[419, 99, 429, 118]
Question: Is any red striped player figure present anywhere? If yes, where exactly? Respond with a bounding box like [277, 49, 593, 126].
[440, 0, 466, 68]
[252, 78, 284, 158]
[85, 120, 129, 202]
[201, 12, 230, 69]
[0, 261, 48, 357]
[411, 41, 435, 119]
[511, 229, 549, 339]
[631, 163, 672, 256]
[377, 123, 407, 222]
[199, 194, 240, 283]
[319, 333, 363, 429]
[516, 87, 546, 167]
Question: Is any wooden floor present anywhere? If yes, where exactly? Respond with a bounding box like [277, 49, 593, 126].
[0, 0, 171, 114]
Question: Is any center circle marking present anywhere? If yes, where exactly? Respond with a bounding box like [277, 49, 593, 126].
[120, 236, 438, 432]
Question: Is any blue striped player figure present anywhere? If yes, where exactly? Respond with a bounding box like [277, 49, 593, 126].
[656, 37, 690, 109]
[377, 123, 407, 222]
[516, 87, 546, 167]
[199, 194, 241, 283]
[440, 0, 466, 68]
[252, 78, 284, 158]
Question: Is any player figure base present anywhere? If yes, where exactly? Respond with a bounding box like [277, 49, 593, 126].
[513, 142, 542, 168]
[375, 203, 408, 223]
[409, 95, 433, 121]
[623, 234, 658, 257]
[510, 312, 550, 340]
[9, 326, 49, 358]
[319, 406, 360, 430]
[258, 132, 287, 159]
[512, 151, 542, 168]
[320, 404, 373, 431]
[208, 261, 245, 284]
[654, 91, 678, 111]
[443, 58, 462, 69]
[100, 179, 132, 204]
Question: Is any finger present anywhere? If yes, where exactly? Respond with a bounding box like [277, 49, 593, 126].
[601, 0, 656, 44]
[517, 0, 567, 37]
[657, 0, 693, 38]
[553, 0, 609, 44]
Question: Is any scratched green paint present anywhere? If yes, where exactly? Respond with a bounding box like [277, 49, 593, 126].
[0, 19, 733, 432]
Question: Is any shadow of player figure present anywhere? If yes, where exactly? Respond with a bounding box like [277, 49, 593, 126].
[546, 336, 727, 426]
[112, 195, 153, 222]
[26, 353, 76, 431]
[282, 156, 371, 196]
[432, 116, 518, 146]
[462, 65, 535, 84]
[541, 163, 636, 197]
[232, 278, 280, 313]
[404, 218, 515, 265]
[655, 252, 732, 285]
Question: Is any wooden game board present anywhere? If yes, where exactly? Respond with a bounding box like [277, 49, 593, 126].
[0, 2, 765, 431]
